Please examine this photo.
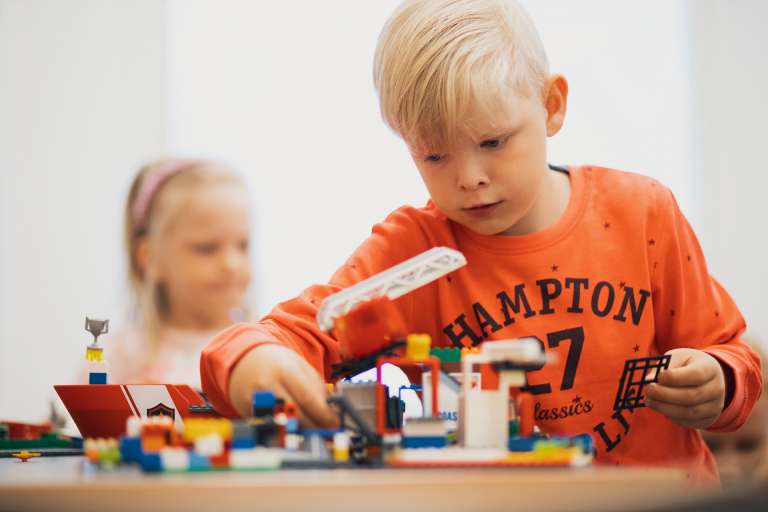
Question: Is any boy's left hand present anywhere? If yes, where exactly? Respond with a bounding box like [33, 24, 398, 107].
[645, 348, 726, 429]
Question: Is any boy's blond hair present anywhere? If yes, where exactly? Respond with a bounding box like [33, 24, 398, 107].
[374, 0, 549, 150]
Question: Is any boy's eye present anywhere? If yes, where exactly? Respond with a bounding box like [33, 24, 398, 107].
[480, 138, 502, 148]
[424, 154, 444, 162]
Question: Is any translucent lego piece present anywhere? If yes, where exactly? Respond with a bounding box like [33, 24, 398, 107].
[85, 345, 103, 362]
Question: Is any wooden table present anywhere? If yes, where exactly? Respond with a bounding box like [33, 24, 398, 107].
[0, 456, 694, 512]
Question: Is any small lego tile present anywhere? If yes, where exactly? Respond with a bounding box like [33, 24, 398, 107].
[232, 437, 257, 450]
[507, 437, 536, 452]
[401, 436, 447, 448]
[160, 447, 189, 471]
[430, 347, 462, 363]
[230, 448, 281, 471]
[252, 391, 277, 409]
[187, 452, 210, 471]
[88, 373, 107, 385]
[194, 433, 224, 457]
[139, 452, 162, 473]
[119, 437, 142, 462]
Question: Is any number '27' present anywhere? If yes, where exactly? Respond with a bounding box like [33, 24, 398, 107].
[521, 326, 584, 395]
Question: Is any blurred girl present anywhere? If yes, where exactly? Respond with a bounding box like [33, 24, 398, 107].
[702, 338, 768, 488]
[106, 158, 253, 388]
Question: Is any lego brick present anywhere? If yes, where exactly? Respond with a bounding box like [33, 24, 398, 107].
[88, 372, 107, 385]
[430, 347, 462, 363]
[119, 436, 142, 462]
[230, 448, 281, 470]
[188, 452, 210, 471]
[194, 433, 224, 457]
[252, 391, 276, 417]
[160, 447, 189, 471]
[139, 452, 162, 473]
[401, 436, 447, 448]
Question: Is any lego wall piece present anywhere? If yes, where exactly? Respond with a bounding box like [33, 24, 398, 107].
[613, 355, 672, 412]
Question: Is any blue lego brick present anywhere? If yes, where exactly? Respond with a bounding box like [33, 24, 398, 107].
[286, 418, 299, 433]
[569, 433, 595, 455]
[88, 372, 107, 384]
[139, 453, 162, 473]
[252, 391, 276, 414]
[188, 452, 210, 471]
[508, 437, 537, 452]
[119, 437, 142, 462]
[232, 436, 257, 449]
[401, 436, 447, 448]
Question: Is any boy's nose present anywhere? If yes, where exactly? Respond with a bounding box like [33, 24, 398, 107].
[457, 166, 490, 191]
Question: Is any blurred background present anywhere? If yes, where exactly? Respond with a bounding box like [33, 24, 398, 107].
[1, 0, 766, 422]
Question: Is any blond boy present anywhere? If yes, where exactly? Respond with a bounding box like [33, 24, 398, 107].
[201, 0, 762, 482]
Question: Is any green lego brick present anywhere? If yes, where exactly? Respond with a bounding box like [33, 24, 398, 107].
[430, 347, 462, 363]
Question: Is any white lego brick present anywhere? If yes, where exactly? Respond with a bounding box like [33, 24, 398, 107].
[459, 390, 507, 449]
[402, 417, 448, 437]
[125, 416, 142, 438]
[160, 447, 190, 471]
[194, 433, 224, 457]
[230, 448, 282, 470]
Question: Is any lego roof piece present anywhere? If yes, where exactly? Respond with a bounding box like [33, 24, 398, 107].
[316, 247, 466, 331]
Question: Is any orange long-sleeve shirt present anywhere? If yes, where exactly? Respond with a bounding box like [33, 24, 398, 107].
[201, 165, 762, 482]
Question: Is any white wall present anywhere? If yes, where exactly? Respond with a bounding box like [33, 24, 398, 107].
[168, 0, 696, 312]
[0, 0, 167, 420]
[1, 1, 765, 423]
[688, 0, 768, 343]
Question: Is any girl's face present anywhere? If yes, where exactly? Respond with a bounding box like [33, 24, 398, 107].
[151, 182, 252, 329]
[702, 397, 768, 487]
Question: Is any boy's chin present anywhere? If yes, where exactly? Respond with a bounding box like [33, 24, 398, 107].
[453, 217, 515, 236]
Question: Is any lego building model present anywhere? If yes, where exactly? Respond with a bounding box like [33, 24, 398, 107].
[62, 247, 596, 472]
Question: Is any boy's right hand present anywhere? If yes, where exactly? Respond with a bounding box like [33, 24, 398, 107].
[228, 344, 339, 428]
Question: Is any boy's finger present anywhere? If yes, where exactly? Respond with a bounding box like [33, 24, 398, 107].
[280, 366, 339, 429]
[656, 360, 717, 388]
[646, 397, 720, 426]
[645, 380, 720, 407]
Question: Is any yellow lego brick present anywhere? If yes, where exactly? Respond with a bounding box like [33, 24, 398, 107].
[85, 346, 104, 362]
[182, 418, 233, 443]
[406, 334, 431, 361]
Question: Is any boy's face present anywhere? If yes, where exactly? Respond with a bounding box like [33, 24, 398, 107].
[406, 77, 566, 236]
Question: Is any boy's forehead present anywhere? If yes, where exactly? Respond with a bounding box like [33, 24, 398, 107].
[405, 96, 528, 152]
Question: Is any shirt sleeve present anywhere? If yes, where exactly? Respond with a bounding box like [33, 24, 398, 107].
[200, 207, 434, 416]
[650, 185, 762, 432]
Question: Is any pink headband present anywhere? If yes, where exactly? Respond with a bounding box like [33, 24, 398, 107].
[132, 159, 200, 233]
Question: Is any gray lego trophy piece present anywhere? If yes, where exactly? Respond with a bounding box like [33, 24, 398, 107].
[85, 317, 109, 347]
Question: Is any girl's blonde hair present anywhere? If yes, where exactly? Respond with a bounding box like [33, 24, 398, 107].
[124, 158, 245, 345]
[374, 0, 550, 150]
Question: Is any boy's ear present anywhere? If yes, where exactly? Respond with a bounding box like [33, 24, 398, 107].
[544, 74, 568, 137]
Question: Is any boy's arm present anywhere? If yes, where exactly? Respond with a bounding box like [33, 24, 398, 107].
[200, 207, 433, 417]
[648, 186, 762, 432]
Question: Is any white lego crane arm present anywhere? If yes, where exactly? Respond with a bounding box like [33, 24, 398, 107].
[316, 247, 467, 331]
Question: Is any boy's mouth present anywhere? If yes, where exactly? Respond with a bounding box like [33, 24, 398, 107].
[463, 200, 503, 215]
